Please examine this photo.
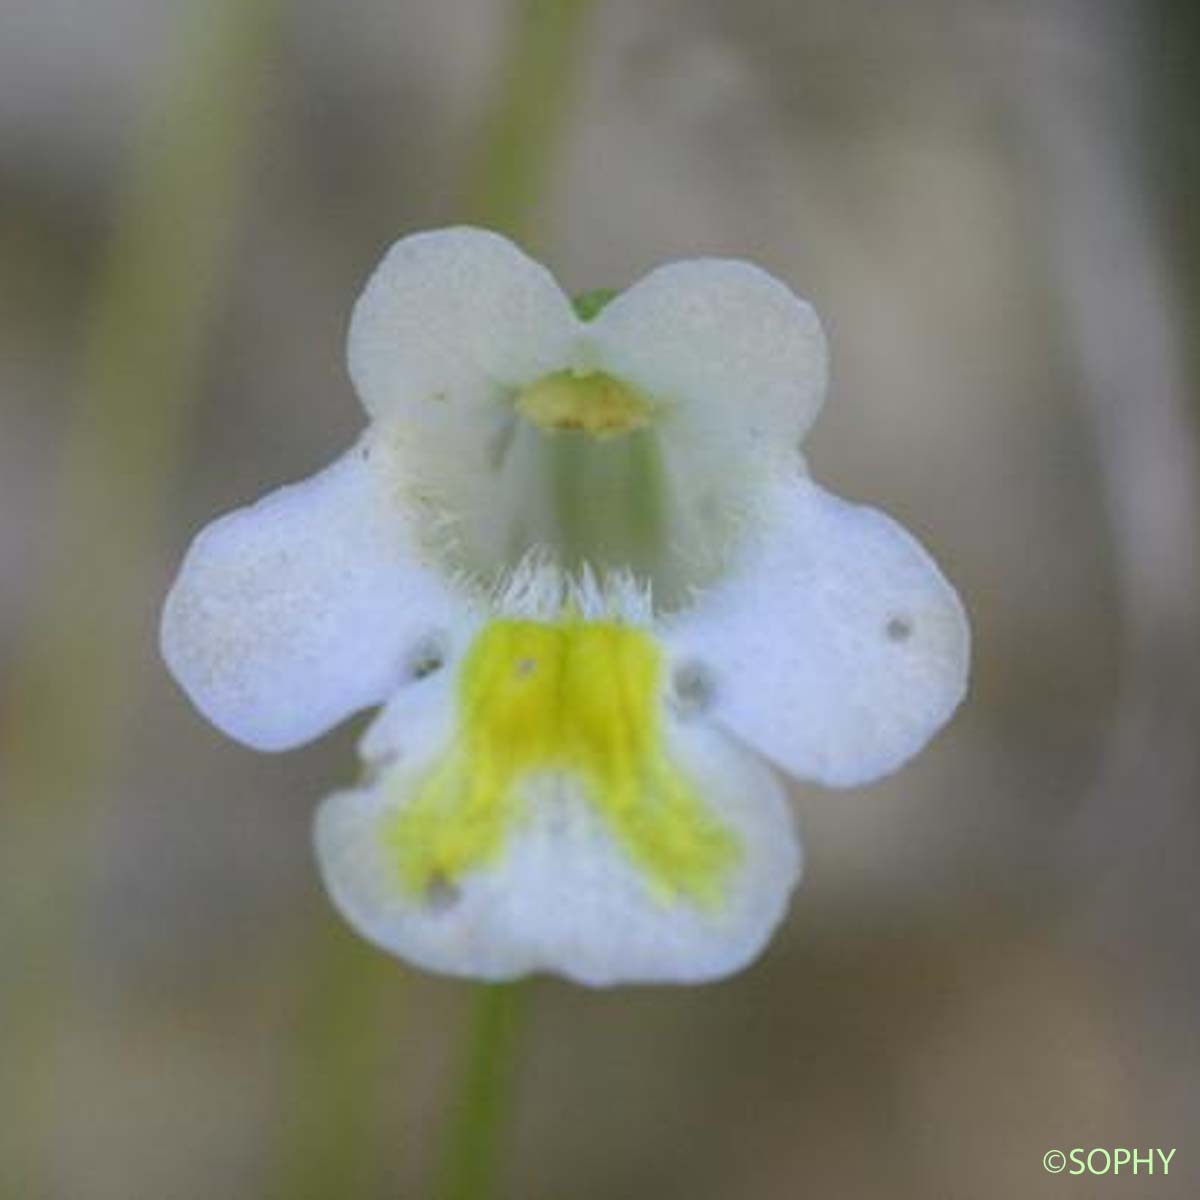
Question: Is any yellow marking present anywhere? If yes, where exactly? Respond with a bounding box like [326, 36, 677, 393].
[515, 370, 653, 438]
[382, 619, 739, 907]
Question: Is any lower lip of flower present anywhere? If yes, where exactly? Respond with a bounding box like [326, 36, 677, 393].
[380, 615, 741, 908]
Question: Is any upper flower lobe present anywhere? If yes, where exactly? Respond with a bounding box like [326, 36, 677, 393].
[161, 227, 969, 985]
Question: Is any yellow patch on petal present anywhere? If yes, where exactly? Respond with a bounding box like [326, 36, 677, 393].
[515, 370, 653, 438]
[382, 619, 739, 906]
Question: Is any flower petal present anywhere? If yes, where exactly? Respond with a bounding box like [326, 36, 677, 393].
[314, 699, 800, 986]
[589, 257, 828, 452]
[663, 474, 970, 788]
[161, 433, 474, 751]
[347, 226, 578, 419]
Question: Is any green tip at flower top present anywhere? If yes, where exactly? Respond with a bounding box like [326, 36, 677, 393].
[572, 288, 618, 321]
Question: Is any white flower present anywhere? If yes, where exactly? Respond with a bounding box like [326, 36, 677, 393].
[161, 227, 969, 986]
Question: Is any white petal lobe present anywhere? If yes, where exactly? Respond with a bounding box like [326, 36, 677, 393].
[590, 257, 828, 450]
[348, 226, 579, 418]
[664, 475, 970, 787]
[314, 716, 801, 986]
[160, 435, 471, 751]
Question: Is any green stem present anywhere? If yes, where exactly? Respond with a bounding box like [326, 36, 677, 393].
[280, 2, 596, 1196]
[430, 3, 599, 1194]
[437, 984, 529, 1200]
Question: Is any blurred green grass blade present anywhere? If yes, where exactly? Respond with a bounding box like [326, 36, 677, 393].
[464, 0, 597, 243]
[3, 1, 282, 806]
[0, 0, 282, 1192]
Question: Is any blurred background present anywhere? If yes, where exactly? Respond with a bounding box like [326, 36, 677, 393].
[3, 0, 1199, 1196]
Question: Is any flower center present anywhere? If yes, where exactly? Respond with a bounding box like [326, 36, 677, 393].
[375, 290, 755, 612]
[381, 617, 739, 906]
[515, 369, 652, 438]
